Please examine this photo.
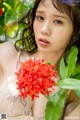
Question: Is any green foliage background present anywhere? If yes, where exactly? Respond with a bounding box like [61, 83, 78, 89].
[0, 0, 34, 43]
[0, 1, 80, 120]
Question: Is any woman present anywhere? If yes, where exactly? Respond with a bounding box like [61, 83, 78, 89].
[0, 0, 80, 120]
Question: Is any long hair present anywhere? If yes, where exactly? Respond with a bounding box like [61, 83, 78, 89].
[14, 0, 40, 54]
[15, 0, 80, 62]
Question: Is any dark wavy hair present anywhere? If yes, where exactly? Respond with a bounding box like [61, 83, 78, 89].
[15, 0, 80, 63]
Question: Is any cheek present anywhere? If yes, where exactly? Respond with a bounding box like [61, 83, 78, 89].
[54, 26, 73, 43]
[33, 20, 39, 34]
[52, 28, 73, 50]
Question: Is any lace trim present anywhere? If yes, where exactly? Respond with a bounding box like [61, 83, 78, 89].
[7, 96, 32, 117]
[20, 97, 32, 115]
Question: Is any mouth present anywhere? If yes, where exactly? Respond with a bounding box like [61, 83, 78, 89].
[38, 38, 50, 46]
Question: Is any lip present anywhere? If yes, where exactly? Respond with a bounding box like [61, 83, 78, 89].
[38, 38, 50, 46]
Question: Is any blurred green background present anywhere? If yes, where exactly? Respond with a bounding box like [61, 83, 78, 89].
[0, 0, 34, 43]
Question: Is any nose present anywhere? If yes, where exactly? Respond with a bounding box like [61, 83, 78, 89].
[41, 21, 51, 36]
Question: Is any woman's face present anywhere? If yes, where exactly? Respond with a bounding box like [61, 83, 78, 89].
[33, 0, 73, 54]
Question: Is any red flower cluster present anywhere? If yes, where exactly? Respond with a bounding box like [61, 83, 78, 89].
[0, 9, 3, 16]
[16, 58, 57, 100]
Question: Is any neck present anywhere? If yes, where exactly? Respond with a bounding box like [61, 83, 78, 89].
[36, 50, 64, 68]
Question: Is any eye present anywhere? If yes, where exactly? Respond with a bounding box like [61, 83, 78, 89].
[35, 15, 44, 21]
[53, 20, 63, 25]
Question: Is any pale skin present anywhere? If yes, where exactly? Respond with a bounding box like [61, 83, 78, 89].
[0, 0, 73, 120]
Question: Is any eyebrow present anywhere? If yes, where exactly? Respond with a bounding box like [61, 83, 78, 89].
[53, 14, 66, 19]
[36, 11, 67, 19]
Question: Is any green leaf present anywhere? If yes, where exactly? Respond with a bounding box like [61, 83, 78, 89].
[59, 58, 68, 79]
[17, 4, 28, 19]
[4, 1, 28, 24]
[3, 1, 14, 10]
[45, 89, 66, 120]
[59, 46, 78, 79]
[72, 64, 80, 75]
[23, 0, 34, 10]
[71, 73, 80, 79]
[57, 78, 80, 90]
[4, 10, 18, 24]
[14, 0, 20, 8]
[67, 46, 78, 77]
[3, 2, 11, 10]
[0, 26, 4, 35]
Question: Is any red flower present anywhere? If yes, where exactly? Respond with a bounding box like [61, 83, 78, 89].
[16, 58, 57, 100]
[0, 9, 3, 16]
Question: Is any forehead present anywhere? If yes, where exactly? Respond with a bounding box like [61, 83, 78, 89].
[36, 0, 67, 17]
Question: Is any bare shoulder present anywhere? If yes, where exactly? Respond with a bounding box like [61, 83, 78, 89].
[0, 41, 16, 53]
[0, 41, 18, 67]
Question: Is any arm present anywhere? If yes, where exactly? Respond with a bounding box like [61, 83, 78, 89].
[63, 90, 80, 120]
[0, 42, 17, 73]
